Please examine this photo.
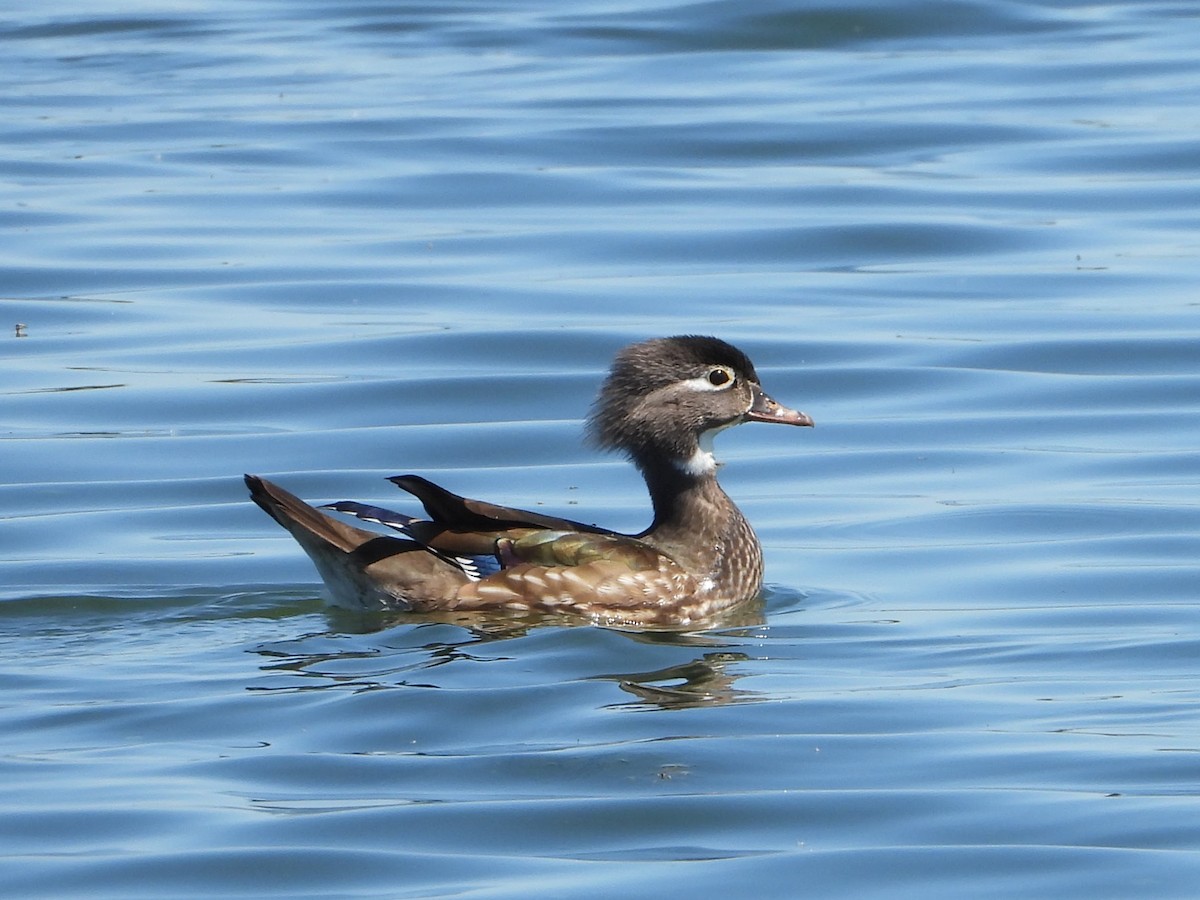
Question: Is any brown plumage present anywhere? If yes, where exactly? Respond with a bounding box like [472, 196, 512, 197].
[246, 335, 813, 627]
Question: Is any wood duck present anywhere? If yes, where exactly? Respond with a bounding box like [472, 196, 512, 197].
[245, 335, 813, 627]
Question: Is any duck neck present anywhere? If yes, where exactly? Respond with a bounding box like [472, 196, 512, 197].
[636, 454, 762, 600]
[640, 458, 726, 534]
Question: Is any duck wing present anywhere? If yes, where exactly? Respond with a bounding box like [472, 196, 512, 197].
[389, 474, 608, 534]
[323, 474, 615, 582]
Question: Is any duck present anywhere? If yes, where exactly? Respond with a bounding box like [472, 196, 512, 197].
[245, 335, 813, 627]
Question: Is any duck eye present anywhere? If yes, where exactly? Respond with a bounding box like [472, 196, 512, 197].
[707, 368, 732, 387]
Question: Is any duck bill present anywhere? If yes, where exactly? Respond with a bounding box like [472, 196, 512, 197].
[745, 383, 814, 427]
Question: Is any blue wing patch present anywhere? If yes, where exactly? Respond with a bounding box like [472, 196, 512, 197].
[454, 554, 503, 580]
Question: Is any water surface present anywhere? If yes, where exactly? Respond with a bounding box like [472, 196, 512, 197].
[3, 2, 1200, 897]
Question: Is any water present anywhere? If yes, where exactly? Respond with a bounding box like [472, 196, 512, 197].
[3, 1, 1200, 896]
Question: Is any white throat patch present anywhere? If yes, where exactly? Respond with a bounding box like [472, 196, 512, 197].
[674, 423, 734, 477]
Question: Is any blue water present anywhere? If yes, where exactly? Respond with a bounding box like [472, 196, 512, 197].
[3, 1, 1200, 896]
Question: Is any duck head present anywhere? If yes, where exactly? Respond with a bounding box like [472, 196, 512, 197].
[587, 335, 813, 477]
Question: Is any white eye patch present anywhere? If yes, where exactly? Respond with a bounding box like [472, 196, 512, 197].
[681, 367, 736, 392]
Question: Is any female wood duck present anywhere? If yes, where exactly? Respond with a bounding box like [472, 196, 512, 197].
[245, 335, 813, 627]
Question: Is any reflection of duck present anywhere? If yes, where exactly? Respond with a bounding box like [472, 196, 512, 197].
[252, 619, 759, 708]
[246, 336, 811, 627]
[596, 651, 759, 709]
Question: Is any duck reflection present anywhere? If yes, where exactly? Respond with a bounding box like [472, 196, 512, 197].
[591, 650, 758, 709]
[250, 594, 765, 707]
